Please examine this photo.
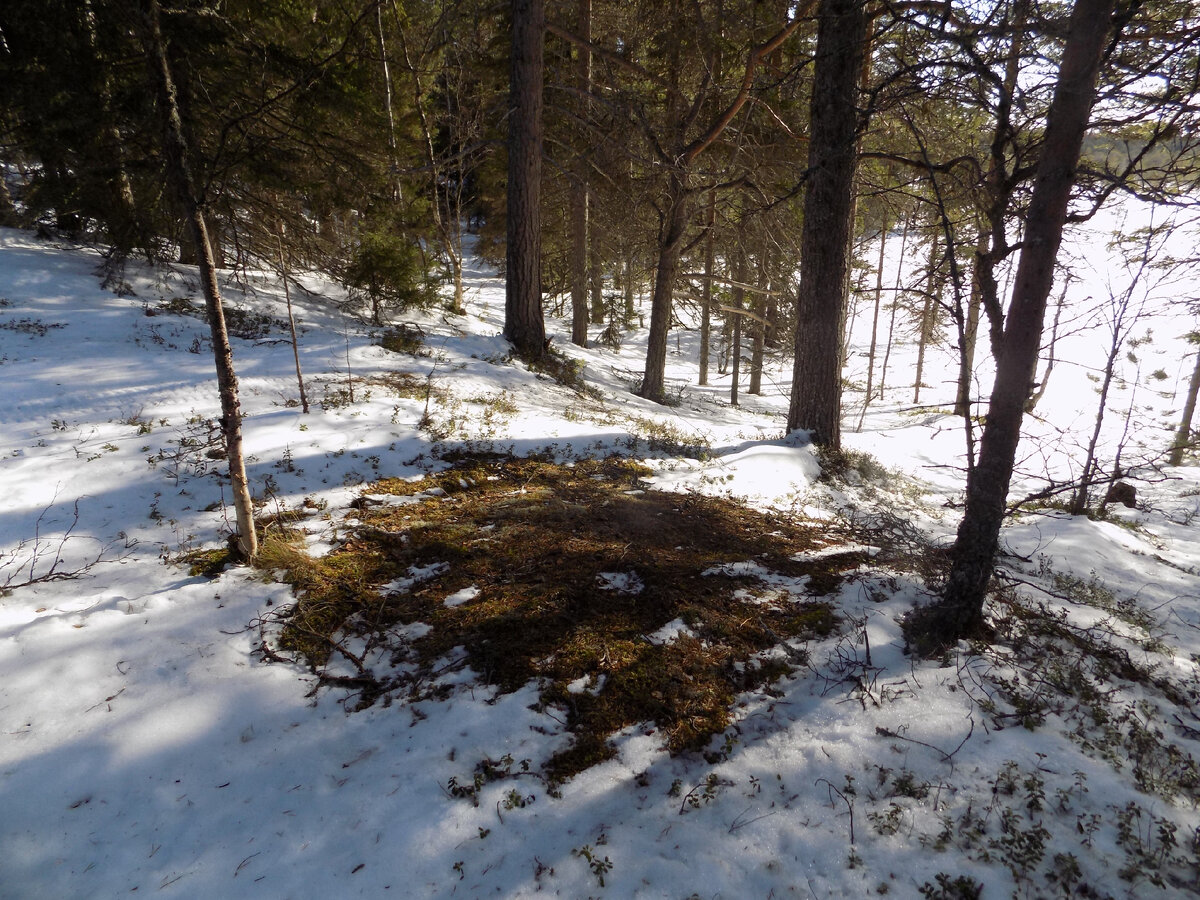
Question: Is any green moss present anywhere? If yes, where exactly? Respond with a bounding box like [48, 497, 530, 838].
[181, 547, 232, 578]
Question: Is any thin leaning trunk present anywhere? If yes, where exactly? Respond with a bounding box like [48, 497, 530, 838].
[1070, 334, 1121, 515]
[278, 231, 309, 415]
[954, 226, 988, 418]
[931, 0, 1118, 644]
[857, 225, 887, 431]
[1025, 277, 1068, 413]
[1169, 347, 1200, 466]
[638, 9, 806, 403]
[913, 227, 941, 404]
[879, 213, 911, 402]
[141, 0, 256, 560]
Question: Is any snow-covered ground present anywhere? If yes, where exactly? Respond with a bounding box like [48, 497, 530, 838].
[1, 220, 1199, 899]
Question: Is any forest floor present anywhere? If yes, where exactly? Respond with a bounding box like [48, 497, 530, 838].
[2, 223, 1200, 898]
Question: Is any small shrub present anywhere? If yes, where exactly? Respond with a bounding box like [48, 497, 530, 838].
[0, 317, 66, 336]
[525, 345, 596, 395]
[918, 874, 982, 899]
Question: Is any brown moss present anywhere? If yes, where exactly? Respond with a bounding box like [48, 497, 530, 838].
[274, 455, 859, 781]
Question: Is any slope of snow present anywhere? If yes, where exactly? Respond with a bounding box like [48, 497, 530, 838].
[1, 223, 1199, 899]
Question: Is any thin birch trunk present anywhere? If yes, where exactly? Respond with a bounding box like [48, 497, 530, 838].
[141, 0, 256, 560]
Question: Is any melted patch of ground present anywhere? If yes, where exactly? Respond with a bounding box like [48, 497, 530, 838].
[267, 456, 860, 782]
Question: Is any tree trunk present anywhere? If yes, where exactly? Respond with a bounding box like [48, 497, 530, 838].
[624, 252, 636, 322]
[749, 254, 768, 395]
[1070, 328, 1121, 515]
[1169, 344, 1200, 466]
[857, 224, 887, 431]
[395, 19, 464, 313]
[589, 247, 604, 324]
[278, 230, 309, 415]
[82, 0, 141, 256]
[1025, 276, 1068, 413]
[730, 250, 745, 407]
[504, 0, 547, 359]
[568, 0, 591, 346]
[913, 225, 944, 404]
[141, 0, 256, 560]
[699, 191, 716, 386]
[786, 0, 867, 448]
[376, 3, 402, 202]
[638, 7, 803, 404]
[640, 172, 690, 402]
[879, 212, 911, 402]
[931, 0, 1117, 644]
[569, 179, 589, 344]
[954, 226, 988, 417]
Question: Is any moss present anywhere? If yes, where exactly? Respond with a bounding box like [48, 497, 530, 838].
[181, 547, 232, 578]
[270, 455, 858, 780]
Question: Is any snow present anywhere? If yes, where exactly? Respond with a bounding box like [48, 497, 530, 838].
[596, 571, 644, 594]
[443, 585, 480, 607]
[2, 215, 1199, 899]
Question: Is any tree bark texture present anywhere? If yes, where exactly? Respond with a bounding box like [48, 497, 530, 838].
[749, 255, 768, 395]
[568, 0, 591, 346]
[730, 250, 745, 407]
[504, 0, 547, 359]
[699, 192, 716, 386]
[640, 173, 690, 402]
[589, 247, 604, 323]
[569, 180, 589, 344]
[936, 0, 1117, 641]
[786, 0, 867, 448]
[141, 0, 257, 560]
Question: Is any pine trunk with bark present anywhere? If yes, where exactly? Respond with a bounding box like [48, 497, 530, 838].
[504, 0, 547, 360]
[568, 0, 592, 346]
[749, 255, 768, 395]
[927, 0, 1118, 645]
[729, 250, 745, 407]
[141, 0, 257, 560]
[699, 191, 716, 386]
[786, 0, 867, 448]
[641, 173, 690, 402]
[589, 248, 604, 323]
